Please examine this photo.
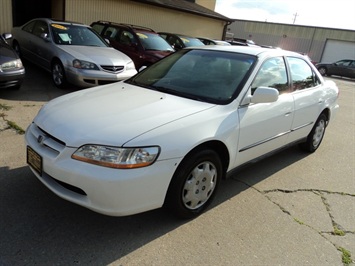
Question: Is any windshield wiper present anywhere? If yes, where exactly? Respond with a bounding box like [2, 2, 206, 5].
[153, 86, 205, 101]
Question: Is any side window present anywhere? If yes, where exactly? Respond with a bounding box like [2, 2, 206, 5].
[103, 26, 117, 39]
[91, 24, 105, 35]
[23, 21, 36, 33]
[169, 36, 183, 50]
[117, 30, 135, 46]
[336, 60, 351, 66]
[32, 21, 49, 37]
[287, 57, 320, 91]
[251, 57, 288, 94]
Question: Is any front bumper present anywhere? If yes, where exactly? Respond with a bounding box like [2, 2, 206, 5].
[65, 67, 137, 88]
[0, 69, 25, 89]
[25, 122, 179, 216]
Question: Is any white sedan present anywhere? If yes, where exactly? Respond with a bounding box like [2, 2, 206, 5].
[25, 46, 339, 218]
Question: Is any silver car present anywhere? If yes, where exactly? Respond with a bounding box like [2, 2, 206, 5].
[11, 18, 137, 88]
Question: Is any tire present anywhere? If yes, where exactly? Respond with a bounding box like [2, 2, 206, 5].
[318, 67, 327, 76]
[299, 113, 327, 153]
[51, 60, 67, 89]
[13, 41, 21, 57]
[165, 149, 222, 219]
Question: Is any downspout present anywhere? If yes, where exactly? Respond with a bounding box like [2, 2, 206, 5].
[222, 20, 233, 40]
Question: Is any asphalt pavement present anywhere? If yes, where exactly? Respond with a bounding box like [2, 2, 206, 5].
[0, 61, 354, 265]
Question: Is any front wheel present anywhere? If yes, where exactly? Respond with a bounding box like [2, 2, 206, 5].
[13, 41, 21, 57]
[51, 60, 67, 89]
[299, 114, 327, 153]
[164, 149, 222, 219]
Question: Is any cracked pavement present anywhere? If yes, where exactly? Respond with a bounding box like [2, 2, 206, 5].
[0, 62, 354, 265]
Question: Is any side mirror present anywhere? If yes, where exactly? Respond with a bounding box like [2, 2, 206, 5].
[2, 33, 12, 40]
[242, 87, 279, 105]
[251, 87, 279, 103]
[40, 33, 50, 41]
[139, 66, 147, 72]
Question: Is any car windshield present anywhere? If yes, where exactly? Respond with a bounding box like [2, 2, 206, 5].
[137, 32, 174, 52]
[179, 36, 205, 47]
[125, 49, 256, 104]
[51, 24, 108, 47]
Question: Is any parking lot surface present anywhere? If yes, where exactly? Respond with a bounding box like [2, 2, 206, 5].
[0, 61, 354, 265]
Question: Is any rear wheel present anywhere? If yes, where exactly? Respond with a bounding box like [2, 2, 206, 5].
[318, 67, 327, 76]
[165, 149, 222, 219]
[51, 60, 67, 89]
[299, 113, 327, 153]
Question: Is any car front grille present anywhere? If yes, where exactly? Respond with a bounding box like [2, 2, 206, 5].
[28, 123, 66, 157]
[100, 65, 124, 73]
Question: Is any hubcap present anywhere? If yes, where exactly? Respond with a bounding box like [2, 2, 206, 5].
[312, 119, 325, 148]
[52, 64, 63, 86]
[182, 161, 217, 210]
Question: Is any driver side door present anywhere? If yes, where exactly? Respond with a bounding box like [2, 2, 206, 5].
[236, 56, 294, 166]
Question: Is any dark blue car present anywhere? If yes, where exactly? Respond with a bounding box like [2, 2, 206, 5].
[0, 33, 25, 89]
[316, 59, 355, 79]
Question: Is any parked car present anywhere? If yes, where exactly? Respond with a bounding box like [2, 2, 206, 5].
[91, 21, 175, 70]
[0, 33, 25, 89]
[159, 32, 205, 50]
[316, 59, 355, 79]
[25, 46, 339, 219]
[198, 37, 231, 46]
[11, 18, 137, 88]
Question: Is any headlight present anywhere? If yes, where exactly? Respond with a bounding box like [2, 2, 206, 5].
[126, 61, 136, 71]
[0, 59, 23, 71]
[73, 59, 99, 70]
[72, 145, 160, 169]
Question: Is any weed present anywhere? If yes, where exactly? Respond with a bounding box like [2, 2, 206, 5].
[333, 226, 345, 236]
[0, 103, 12, 111]
[7, 121, 25, 134]
[294, 218, 304, 225]
[337, 247, 352, 265]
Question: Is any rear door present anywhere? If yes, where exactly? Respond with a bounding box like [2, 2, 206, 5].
[286, 56, 323, 143]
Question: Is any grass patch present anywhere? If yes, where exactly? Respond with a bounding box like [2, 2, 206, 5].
[7, 121, 25, 134]
[333, 226, 345, 236]
[294, 218, 304, 225]
[337, 247, 352, 265]
[0, 103, 12, 111]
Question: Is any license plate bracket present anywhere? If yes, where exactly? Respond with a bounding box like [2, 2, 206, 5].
[27, 146, 42, 176]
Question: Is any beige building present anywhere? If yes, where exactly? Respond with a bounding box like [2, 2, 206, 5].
[1, 0, 231, 40]
[228, 19, 355, 63]
[2, 0, 353, 64]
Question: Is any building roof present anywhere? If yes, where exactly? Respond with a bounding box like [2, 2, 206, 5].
[130, 0, 233, 22]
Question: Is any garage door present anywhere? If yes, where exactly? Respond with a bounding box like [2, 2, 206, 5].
[321, 39, 355, 63]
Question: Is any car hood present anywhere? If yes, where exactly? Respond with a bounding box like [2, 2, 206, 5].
[0, 42, 19, 63]
[34, 83, 215, 147]
[58, 45, 132, 64]
[145, 50, 174, 59]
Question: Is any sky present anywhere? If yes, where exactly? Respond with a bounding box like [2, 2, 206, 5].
[215, 0, 355, 31]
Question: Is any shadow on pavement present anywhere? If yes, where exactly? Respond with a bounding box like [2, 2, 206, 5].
[0, 60, 80, 102]
[0, 145, 308, 265]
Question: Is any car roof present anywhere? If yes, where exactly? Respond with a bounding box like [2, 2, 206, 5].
[28, 18, 86, 27]
[159, 32, 197, 38]
[92, 20, 157, 33]
[185, 45, 302, 58]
